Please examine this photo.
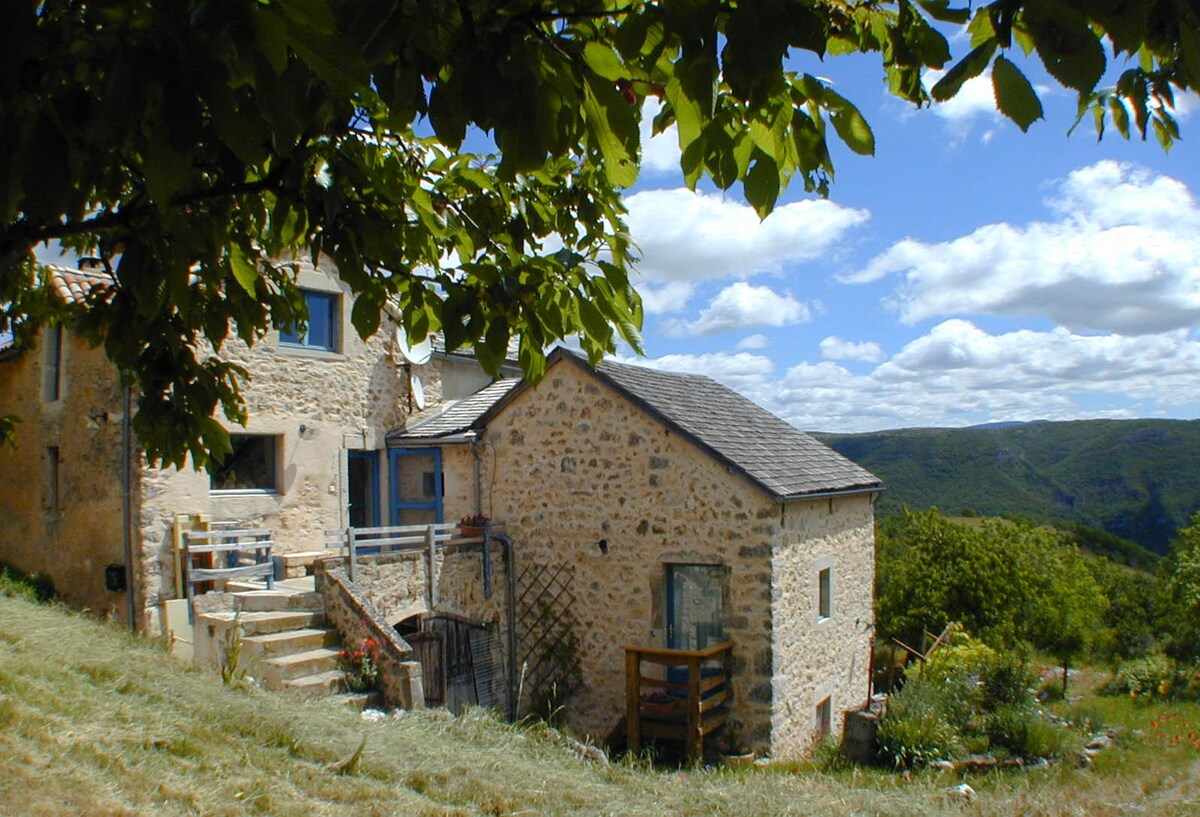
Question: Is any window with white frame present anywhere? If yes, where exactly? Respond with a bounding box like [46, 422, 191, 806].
[210, 435, 279, 492]
[814, 554, 835, 622]
[280, 289, 339, 352]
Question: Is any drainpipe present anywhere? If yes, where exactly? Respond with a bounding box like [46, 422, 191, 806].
[467, 431, 482, 516]
[121, 384, 136, 633]
[493, 531, 518, 722]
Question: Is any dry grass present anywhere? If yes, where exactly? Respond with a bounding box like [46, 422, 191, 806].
[2, 590, 1199, 816]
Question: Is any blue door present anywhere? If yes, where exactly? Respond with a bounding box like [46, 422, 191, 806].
[388, 448, 443, 525]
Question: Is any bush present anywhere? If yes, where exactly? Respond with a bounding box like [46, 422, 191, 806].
[980, 650, 1037, 710]
[1104, 653, 1183, 700]
[876, 677, 965, 769]
[0, 563, 56, 602]
[984, 704, 1070, 758]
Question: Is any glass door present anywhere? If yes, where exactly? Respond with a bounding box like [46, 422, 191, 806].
[666, 564, 725, 650]
[388, 448, 442, 525]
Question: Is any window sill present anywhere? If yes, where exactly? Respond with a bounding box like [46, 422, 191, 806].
[277, 343, 346, 362]
[210, 489, 280, 497]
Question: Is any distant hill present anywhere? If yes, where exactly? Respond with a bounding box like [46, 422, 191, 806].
[815, 419, 1200, 555]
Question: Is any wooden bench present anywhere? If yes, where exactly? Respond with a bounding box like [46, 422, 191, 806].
[183, 528, 273, 618]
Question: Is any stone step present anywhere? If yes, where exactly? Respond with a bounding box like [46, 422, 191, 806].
[199, 609, 321, 637]
[241, 627, 339, 660]
[262, 647, 343, 689]
[282, 669, 347, 697]
[231, 589, 325, 613]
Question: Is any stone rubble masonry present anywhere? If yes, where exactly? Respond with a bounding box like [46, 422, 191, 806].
[317, 565, 425, 710]
[421, 357, 879, 759]
[0, 328, 132, 624]
[135, 261, 418, 632]
[770, 492, 876, 758]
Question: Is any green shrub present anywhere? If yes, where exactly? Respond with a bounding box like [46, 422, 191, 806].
[876, 677, 965, 769]
[0, 563, 56, 602]
[1104, 653, 1183, 699]
[980, 650, 1037, 711]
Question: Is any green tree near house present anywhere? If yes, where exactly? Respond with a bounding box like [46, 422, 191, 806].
[1159, 512, 1200, 661]
[877, 509, 1107, 687]
[1, 1, 1196, 464]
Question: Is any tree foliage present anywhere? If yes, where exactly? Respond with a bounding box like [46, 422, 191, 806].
[877, 509, 1107, 672]
[1, 1, 1195, 463]
[1159, 512, 1200, 661]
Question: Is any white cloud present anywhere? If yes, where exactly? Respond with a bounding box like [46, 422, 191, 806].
[926, 70, 998, 125]
[639, 97, 682, 176]
[626, 320, 1200, 432]
[845, 161, 1200, 335]
[736, 333, 769, 350]
[615, 350, 777, 396]
[662, 282, 811, 337]
[626, 188, 868, 284]
[638, 281, 696, 315]
[820, 336, 884, 363]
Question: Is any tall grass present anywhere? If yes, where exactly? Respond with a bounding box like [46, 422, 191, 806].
[2, 591, 1199, 815]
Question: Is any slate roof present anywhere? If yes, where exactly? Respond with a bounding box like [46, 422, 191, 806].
[387, 378, 522, 443]
[583, 353, 880, 499]
[472, 348, 880, 500]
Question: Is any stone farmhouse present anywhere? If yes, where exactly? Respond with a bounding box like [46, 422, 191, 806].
[0, 261, 881, 759]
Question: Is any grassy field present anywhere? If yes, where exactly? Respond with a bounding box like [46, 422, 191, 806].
[2, 591, 1199, 816]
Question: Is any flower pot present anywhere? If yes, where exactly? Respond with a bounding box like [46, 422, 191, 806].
[720, 752, 755, 768]
[460, 524, 486, 537]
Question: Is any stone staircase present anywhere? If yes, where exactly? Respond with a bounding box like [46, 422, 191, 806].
[194, 580, 352, 698]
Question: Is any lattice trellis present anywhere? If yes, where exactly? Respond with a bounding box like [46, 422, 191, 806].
[515, 561, 584, 719]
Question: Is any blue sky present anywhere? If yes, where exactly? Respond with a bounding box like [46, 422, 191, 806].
[616, 51, 1200, 433]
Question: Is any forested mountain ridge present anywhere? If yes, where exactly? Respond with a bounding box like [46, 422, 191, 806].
[815, 419, 1200, 555]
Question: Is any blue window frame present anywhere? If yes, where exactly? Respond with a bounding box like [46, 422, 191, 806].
[388, 448, 442, 525]
[280, 289, 339, 352]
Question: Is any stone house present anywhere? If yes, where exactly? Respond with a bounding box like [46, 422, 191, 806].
[386, 347, 882, 757]
[0, 263, 881, 758]
[0, 259, 511, 632]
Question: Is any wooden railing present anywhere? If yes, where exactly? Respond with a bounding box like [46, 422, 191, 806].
[624, 641, 734, 761]
[325, 522, 497, 591]
[182, 528, 273, 618]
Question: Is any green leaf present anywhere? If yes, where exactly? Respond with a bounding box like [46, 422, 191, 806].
[582, 42, 626, 82]
[228, 244, 257, 295]
[991, 55, 1043, 132]
[743, 154, 780, 218]
[1108, 97, 1130, 138]
[581, 74, 639, 188]
[916, 0, 970, 25]
[824, 88, 875, 155]
[931, 39, 997, 102]
[1022, 3, 1106, 93]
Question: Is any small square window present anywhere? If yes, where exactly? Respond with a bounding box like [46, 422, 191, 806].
[210, 435, 278, 492]
[280, 290, 339, 352]
[818, 567, 832, 620]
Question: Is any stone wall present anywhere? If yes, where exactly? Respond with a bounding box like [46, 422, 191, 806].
[770, 492, 876, 757]
[317, 566, 425, 710]
[469, 359, 782, 748]
[0, 329, 136, 625]
[135, 260, 423, 631]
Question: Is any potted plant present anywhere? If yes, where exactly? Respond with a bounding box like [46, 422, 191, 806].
[717, 724, 755, 767]
[459, 513, 490, 537]
[640, 688, 680, 716]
